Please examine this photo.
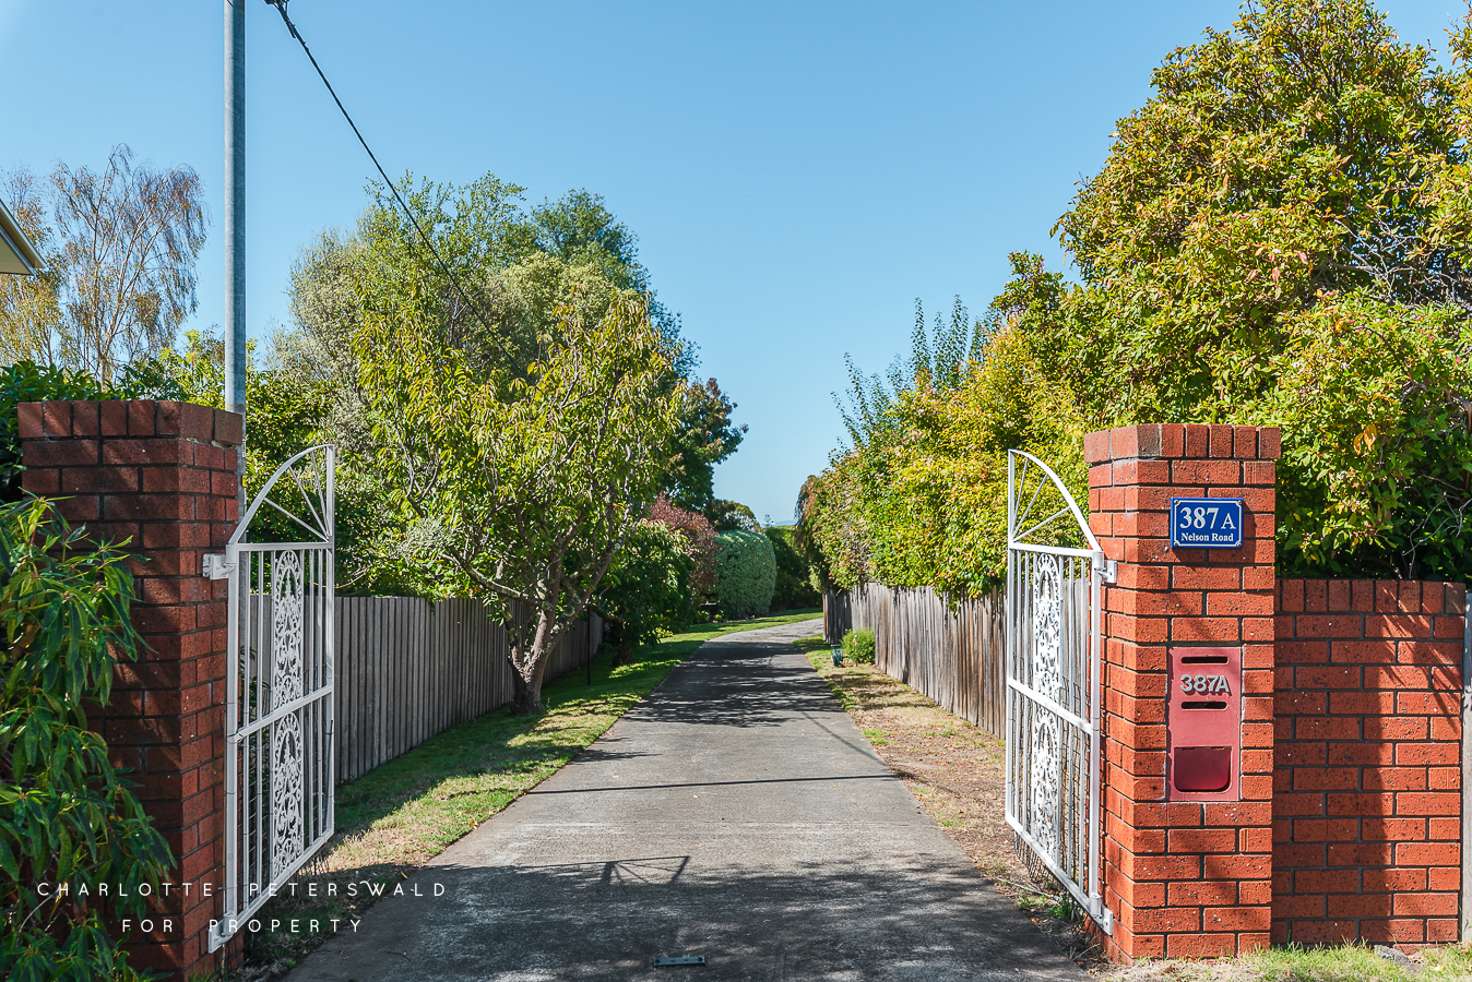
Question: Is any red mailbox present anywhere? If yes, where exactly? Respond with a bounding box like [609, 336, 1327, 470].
[1166, 646, 1242, 801]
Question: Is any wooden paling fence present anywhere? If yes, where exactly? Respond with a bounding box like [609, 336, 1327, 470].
[825, 583, 1006, 738]
[331, 596, 601, 783]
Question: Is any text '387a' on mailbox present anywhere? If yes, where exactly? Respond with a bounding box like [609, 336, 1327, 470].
[1166, 646, 1242, 802]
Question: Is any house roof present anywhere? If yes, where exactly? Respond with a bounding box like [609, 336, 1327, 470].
[0, 197, 42, 276]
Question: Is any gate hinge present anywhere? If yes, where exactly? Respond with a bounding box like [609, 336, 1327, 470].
[1100, 559, 1118, 584]
[202, 553, 232, 580]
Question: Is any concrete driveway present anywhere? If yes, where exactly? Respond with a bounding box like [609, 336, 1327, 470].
[288, 619, 1081, 981]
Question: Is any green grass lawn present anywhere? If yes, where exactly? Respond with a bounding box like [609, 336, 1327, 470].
[240, 609, 820, 976]
[1119, 943, 1472, 981]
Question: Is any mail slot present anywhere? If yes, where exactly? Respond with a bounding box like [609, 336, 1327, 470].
[1166, 646, 1242, 801]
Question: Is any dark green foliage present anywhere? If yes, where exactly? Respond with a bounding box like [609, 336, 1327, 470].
[0, 498, 171, 980]
[842, 628, 876, 664]
[665, 379, 745, 514]
[714, 530, 776, 619]
[596, 521, 696, 660]
[765, 526, 819, 611]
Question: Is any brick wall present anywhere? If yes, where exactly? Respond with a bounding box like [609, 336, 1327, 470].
[19, 399, 243, 978]
[1086, 423, 1279, 963]
[1273, 578, 1465, 948]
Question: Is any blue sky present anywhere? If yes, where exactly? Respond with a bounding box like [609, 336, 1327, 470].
[2, 0, 1461, 522]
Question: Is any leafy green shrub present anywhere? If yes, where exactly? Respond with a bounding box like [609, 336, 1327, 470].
[714, 530, 776, 619]
[0, 497, 172, 980]
[596, 520, 696, 662]
[842, 628, 876, 664]
[802, 0, 1472, 590]
[765, 526, 819, 611]
[1261, 297, 1472, 577]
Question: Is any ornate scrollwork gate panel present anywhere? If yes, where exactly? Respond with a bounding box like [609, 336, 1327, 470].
[1004, 449, 1113, 933]
[207, 447, 335, 951]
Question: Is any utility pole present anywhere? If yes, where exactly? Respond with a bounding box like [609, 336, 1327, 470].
[225, 0, 246, 499]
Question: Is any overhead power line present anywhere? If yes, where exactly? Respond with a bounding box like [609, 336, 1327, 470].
[262, 0, 512, 357]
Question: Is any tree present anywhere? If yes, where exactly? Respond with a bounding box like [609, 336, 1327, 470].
[803, 0, 1472, 591]
[285, 231, 435, 595]
[1, 146, 206, 382]
[664, 378, 745, 513]
[1036, 0, 1472, 422]
[352, 176, 682, 711]
[527, 189, 686, 358]
[834, 296, 985, 452]
[286, 176, 746, 595]
[1022, 0, 1472, 576]
[648, 494, 718, 604]
[707, 498, 761, 532]
[766, 525, 819, 610]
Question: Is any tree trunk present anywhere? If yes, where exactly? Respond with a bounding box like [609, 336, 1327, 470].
[508, 608, 556, 714]
[510, 667, 544, 714]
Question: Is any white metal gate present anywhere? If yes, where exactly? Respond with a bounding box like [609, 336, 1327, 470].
[1004, 449, 1112, 932]
[206, 446, 335, 950]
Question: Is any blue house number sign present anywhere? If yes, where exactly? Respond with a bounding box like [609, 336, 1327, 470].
[1170, 497, 1244, 549]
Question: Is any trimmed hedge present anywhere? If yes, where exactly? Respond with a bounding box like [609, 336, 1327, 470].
[714, 529, 776, 619]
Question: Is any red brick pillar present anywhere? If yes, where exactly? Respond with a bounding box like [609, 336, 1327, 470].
[19, 399, 243, 979]
[1084, 423, 1279, 962]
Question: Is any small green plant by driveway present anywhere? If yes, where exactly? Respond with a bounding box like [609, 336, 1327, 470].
[842, 627, 875, 664]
